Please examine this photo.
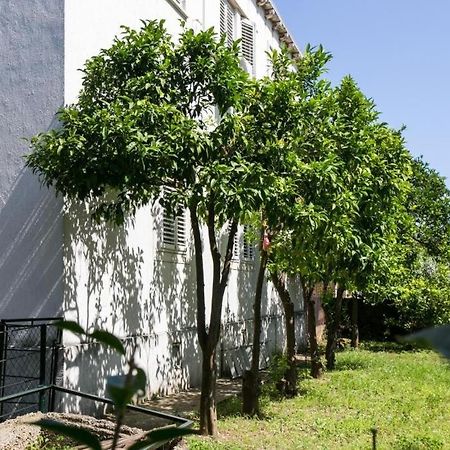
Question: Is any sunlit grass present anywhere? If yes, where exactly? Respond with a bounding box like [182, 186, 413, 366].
[188, 344, 450, 449]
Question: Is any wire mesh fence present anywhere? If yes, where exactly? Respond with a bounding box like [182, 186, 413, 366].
[0, 318, 62, 421]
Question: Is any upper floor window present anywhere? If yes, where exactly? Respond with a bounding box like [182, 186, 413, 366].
[220, 0, 255, 74]
[241, 19, 255, 72]
[228, 223, 255, 262]
[220, 0, 236, 47]
[161, 187, 187, 251]
[242, 224, 255, 261]
[162, 206, 187, 250]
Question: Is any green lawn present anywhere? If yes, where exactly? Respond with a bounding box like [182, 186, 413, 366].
[188, 344, 450, 449]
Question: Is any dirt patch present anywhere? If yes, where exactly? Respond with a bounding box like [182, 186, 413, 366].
[139, 378, 241, 419]
[0, 412, 143, 450]
[0, 378, 243, 449]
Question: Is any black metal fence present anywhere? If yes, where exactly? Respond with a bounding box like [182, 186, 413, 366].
[0, 318, 62, 421]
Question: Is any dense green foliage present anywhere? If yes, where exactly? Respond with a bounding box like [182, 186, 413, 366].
[25, 18, 450, 438]
[188, 346, 450, 449]
[365, 158, 450, 332]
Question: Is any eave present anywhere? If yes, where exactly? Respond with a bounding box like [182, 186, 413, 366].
[256, 0, 301, 59]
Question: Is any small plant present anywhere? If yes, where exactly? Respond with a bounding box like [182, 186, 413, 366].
[26, 434, 73, 450]
[33, 321, 194, 450]
[261, 351, 290, 398]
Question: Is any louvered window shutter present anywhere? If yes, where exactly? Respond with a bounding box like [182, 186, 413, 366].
[233, 228, 239, 258]
[220, 0, 235, 47]
[163, 208, 186, 248]
[228, 222, 239, 258]
[163, 208, 176, 246]
[176, 209, 186, 247]
[220, 0, 226, 36]
[243, 225, 255, 260]
[241, 20, 255, 69]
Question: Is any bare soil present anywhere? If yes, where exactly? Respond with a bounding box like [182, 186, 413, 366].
[0, 411, 143, 450]
[0, 378, 243, 449]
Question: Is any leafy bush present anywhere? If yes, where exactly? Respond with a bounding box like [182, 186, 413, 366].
[261, 351, 290, 398]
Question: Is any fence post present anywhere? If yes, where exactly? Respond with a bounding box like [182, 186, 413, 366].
[49, 326, 62, 412]
[0, 322, 5, 417]
[38, 325, 47, 412]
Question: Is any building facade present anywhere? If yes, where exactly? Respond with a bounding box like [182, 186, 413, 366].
[0, 0, 304, 399]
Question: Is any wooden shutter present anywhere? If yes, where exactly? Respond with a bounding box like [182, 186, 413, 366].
[220, 0, 226, 36]
[228, 222, 239, 258]
[176, 209, 186, 247]
[163, 208, 176, 246]
[243, 225, 255, 260]
[220, 0, 235, 47]
[241, 20, 255, 69]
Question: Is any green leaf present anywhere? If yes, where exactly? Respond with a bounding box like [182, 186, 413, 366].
[33, 419, 102, 450]
[127, 427, 195, 449]
[56, 320, 86, 335]
[106, 369, 146, 410]
[402, 325, 450, 360]
[89, 329, 126, 355]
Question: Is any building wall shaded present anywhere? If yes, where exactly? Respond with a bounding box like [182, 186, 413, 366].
[0, 0, 64, 319]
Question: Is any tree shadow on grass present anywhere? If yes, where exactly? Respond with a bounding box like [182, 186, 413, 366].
[359, 341, 417, 353]
[334, 356, 369, 371]
[217, 395, 242, 419]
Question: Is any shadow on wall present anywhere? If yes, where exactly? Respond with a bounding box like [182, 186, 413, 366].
[62, 200, 199, 409]
[0, 169, 64, 319]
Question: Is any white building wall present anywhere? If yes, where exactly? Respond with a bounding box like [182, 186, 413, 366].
[0, 0, 64, 320]
[59, 0, 306, 398]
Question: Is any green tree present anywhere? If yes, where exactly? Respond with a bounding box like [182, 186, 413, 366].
[322, 77, 411, 370]
[267, 76, 410, 376]
[26, 21, 265, 436]
[365, 157, 450, 334]
[239, 46, 332, 413]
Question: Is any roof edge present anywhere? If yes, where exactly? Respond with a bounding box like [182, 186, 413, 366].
[256, 0, 302, 59]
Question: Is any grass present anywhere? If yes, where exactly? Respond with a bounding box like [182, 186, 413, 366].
[188, 343, 450, 449]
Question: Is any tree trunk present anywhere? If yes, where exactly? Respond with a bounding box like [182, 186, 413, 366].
[304, 282, 323, 379]
[242, 238, 268, 416]
[190, 202, 238, 436]
[199, 347, 218, 436]
[271, 271, 297, 397]
[325, 285, 345, 370]
[350, 294, 359, 349]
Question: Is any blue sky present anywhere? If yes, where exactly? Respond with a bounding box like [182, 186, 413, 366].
[273, 0, 450, 185]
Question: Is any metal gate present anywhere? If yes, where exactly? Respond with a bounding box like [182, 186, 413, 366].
[0, 318, 62, 421]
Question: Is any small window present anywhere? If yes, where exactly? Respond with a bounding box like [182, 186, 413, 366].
[227, 222, 239, 259]
[243, 225, 255, 261]
[162, 206, 187, 250]
[220, 0, 236, 47]
[241, 20, 255, 70]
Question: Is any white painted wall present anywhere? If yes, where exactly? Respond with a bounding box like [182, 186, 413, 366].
[60, 0, 306, 398]
[0, 0, 64, 320]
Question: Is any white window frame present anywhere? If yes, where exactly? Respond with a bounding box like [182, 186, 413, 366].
[167, 0, 188, 19]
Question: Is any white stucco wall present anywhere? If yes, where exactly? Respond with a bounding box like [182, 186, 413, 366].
[0, 0, 64, 319]
[60, 0, 306, 398]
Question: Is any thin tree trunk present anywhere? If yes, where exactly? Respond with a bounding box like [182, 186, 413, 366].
[303, 280, 323, 379]
[271, 271, 297, 397]
[325, 285, 345, 370]
[242, 231, 268, 416]
[199, 347, 218, 436]
[350, 294, 359, 349]
[190, 201, 238, 436]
